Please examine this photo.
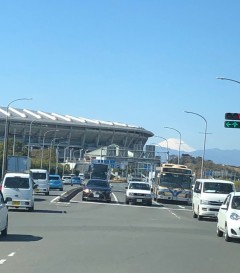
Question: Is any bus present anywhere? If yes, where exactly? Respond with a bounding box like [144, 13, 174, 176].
[152, 163, 193, 204]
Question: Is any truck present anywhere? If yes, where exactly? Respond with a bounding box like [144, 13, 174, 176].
[90, 163, 110, 180]
[7, 156, 31, 173]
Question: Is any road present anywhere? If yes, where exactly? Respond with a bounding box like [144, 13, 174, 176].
[0, 182, 239, 273]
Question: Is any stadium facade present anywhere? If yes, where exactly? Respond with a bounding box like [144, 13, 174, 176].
[0, 107, 156, 165]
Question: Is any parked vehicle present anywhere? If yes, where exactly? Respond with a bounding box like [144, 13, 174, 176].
[82, 179, 112, 203]
[192, 179, 235, 220]
[125, 182, 153, 206]
[217, 191, 240, 242]
[49, 175, 63, 191]
[0, 191, 9, 236]
[30, 169, 50, 195]
[1, 172, 36, 211]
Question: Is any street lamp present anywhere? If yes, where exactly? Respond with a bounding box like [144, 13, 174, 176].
[155, 136, 169, 163]
[55, 141, 68, 174]
[184, 111, 207, 179]
[1, 98, 32, 179]
[48, 138, 64, 172]
[27, 119, 39, 158]
[164, 127, 181, 164]
[216, 77, 240, 85]
[40, 130, 59, 168]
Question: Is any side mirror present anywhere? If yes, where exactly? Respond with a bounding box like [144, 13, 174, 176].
[220, 205, 228, 211]
[151, 188, 153, 192]
[5, 197, 12, 203]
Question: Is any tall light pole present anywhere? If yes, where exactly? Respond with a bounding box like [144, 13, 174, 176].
[48, 137, 64, 172]
[55, 141, 67, 174]
[1, 98, 32, 179]
[40, 129, 59, 168]
[164, 127, 181, 164]
[184, 111, 207, 179]
[27, 119, 39, 158]
[216, 77, 240, 85]
[155, 136, 169, 163]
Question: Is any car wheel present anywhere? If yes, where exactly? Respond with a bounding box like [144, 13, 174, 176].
[225, 224, 232, 242]
[217, 226, 223, 237]
[28, 205, 34, 212]
[192, 206, 197, 218]
[148, 200, 152, 206]
[60, 188, 63, 191]
[125, 198, 129, 205]
[1, 217, 8, 237]
[197, 207, 203, 221]
[45, 191, 49, 196]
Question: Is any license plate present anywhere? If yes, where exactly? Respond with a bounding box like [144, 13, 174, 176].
[136, 199, 142, 202]
[94, 193, 99, 198]
[12, 201, 20, 206]
[35, 189, 40, 192]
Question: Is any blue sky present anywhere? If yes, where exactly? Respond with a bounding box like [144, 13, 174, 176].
[1, 0, 240, 151]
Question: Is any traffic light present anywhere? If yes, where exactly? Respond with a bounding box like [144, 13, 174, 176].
[225, 113, 240, 120]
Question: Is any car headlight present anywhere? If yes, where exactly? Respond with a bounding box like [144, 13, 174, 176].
[230, 213, 240, 221]
[83, 189, 91, 193]
[128, 192, 134, 196]
[200, 199, 209, 205]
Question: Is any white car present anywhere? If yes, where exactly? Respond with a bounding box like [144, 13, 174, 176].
[217, 192, 240, 242]
[125, 182, 152, 206]
[0, 191, 9, 237]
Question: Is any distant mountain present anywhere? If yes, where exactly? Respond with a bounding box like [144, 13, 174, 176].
[159, 148, 240, 167]
[155, 138, 240, 166]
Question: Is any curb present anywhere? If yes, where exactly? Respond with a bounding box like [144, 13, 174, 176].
[59, 186, 83, 202]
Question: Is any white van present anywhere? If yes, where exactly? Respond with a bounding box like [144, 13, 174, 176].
[1, 172, 36, 211]
[30, 169, 49, 195]
[192, 178, 235, 220]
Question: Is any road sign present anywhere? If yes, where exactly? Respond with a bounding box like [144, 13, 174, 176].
[225, 113, 240, 120]
[224, 121, 240, 128]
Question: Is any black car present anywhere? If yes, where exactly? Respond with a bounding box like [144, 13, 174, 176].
[82, 179, 112, 203]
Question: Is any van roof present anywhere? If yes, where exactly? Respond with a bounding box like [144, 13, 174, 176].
[195, 179, 234, 184]
[4, 172, 30, 178]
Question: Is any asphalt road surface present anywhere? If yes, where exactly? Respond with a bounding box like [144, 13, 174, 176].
[0, 183, 239, 273]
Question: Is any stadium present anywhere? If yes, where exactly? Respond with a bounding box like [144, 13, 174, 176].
[0, 107, 156, 169]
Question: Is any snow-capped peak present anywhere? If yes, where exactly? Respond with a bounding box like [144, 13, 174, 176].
[158, 138, 196, 152]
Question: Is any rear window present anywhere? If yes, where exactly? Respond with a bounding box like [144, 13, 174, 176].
[31, 172, 47, 180]
[87, 180, 109, 187]
[4, 177, 30, 189]
[49, 176, 60, 181]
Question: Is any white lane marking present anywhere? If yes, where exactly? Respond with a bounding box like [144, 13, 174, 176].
[178, 205, 185, 209]
[0, 259, 7, 265]
[168, 209, 181, 219]
[50, 196, 60, 203]
[111, 192, 119, 204]
[8, 252, 16, 257]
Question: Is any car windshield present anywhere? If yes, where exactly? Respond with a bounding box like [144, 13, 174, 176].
[4, 177, 30, 189]
[203, 182, 234, 194]
[129, 183, 150, 190]
[87, 180, 109, 187]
